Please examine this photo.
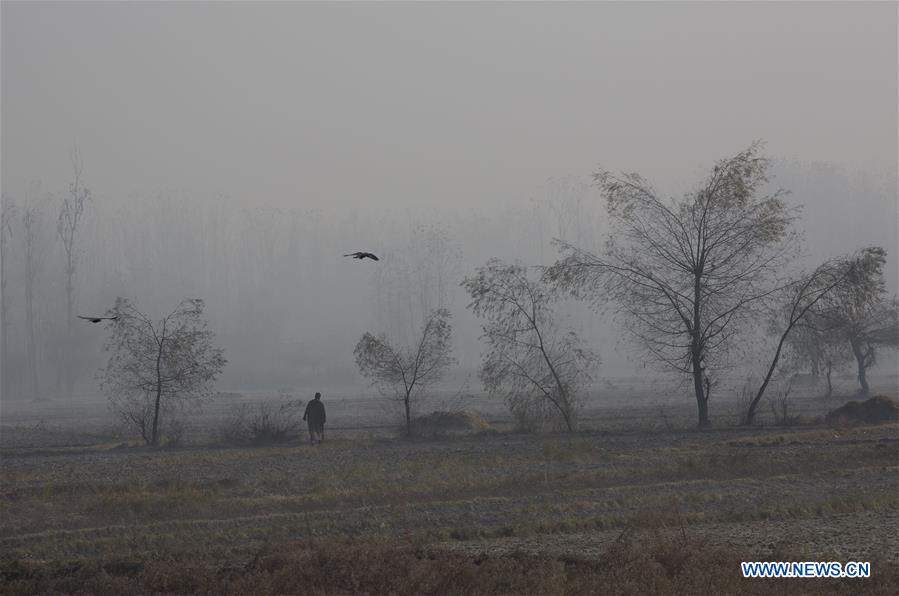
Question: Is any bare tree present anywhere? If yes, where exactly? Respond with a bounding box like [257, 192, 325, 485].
[811, 247, 897, 395]
[463, 259, 598, 432]
[0, 197, 16, 398]
[743, 250, 877, 424]
[58, 149, 90, 396]
[23, 205, 44, 401]
[99, 297, 226, 446]
[354, 308, 455, 437]
[546, 143, 799, 427]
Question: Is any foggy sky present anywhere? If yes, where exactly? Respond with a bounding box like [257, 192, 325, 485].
[1, 2, 897, 394]
[3, 2, 896, 210]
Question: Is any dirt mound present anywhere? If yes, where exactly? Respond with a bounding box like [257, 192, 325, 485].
[411, 411, 490, 438]
[825, 395, 899, 426]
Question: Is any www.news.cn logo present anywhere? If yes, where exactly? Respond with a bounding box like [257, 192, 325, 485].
[741, 561, 871, 579]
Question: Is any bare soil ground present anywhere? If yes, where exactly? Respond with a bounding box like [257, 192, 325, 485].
[1, 382, 897, 594]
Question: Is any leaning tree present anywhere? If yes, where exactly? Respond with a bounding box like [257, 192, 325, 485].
[811, 247, 898, 395]
[546, 142, 799, 427]
[463, 259, 598, 432]
[743, 249, 883, 424]
[99, 297, 226, 446]
[354, 308, 455, 437]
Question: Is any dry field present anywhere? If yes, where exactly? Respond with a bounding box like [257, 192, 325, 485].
[1, 380, 897, 594]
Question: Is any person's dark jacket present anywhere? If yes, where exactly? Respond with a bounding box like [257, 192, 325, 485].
[303, 399, 326, 430]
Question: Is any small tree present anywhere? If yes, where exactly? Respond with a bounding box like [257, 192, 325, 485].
[743, 250, 874, 424]
[546, 142, 799, 427]
[812, 247, 897, 395]
[100, 297, 226, 445]
[354, 308, 455, 437]
[462, 259, 598, 432]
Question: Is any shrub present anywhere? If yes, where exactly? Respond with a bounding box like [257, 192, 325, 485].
[219, 400, 304, 446]
[825, 395, 899, 426]
[509, 396, 577, 433]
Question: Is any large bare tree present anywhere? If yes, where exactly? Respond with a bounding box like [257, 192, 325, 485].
[463, 259, 598, 432]
[546, 143, 799, 427]
[100, 297, 226, 446]
[58, 149, 90, 396]
[354, 308, 455, 436]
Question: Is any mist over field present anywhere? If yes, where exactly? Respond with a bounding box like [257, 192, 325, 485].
[1, 2, 897, 594]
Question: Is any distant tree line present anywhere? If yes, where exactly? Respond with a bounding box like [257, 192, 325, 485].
[0, 164, 609, 402]
[1, 151, 90, 402]
[2, 144, 896, 436]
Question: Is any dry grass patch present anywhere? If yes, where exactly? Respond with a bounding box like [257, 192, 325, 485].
[3, 535, 897, 595]
[541, 439, 609, 463]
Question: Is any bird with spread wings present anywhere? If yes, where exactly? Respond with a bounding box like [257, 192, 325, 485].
[344, 252, 379, 261]
[77, 315, 119, 324]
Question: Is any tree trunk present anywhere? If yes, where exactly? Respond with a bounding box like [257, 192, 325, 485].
[691, 351, 710, 428]
[65, 257, 74, 398]
[0, 309, 7, 399]
[690, 333, 710, 427]
[561, 405, 573, 432]
[824, 362, 833, 398]
[534, 315, 576, 433]
[0, 245, 8, 400]
[151, 328, 165, 445]
[25, 287, 38, 401]
[24, 242, 38, 401]
[0, 290, 8, 400]
[745, 325, 791, 425]
[850, 339, 870, 396]
[151, 383, 162, 446]
[692, 273, 710, 428]
[694, 377, 709, 427]
[404, 391, 412, 437]
[0, 205, 11, 400]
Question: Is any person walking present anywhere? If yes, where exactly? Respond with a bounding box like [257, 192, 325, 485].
[303, 392, 326, 444]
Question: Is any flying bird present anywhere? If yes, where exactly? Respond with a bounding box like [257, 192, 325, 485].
[344, 252, 379, 261]
[77, 315, 119, 324]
